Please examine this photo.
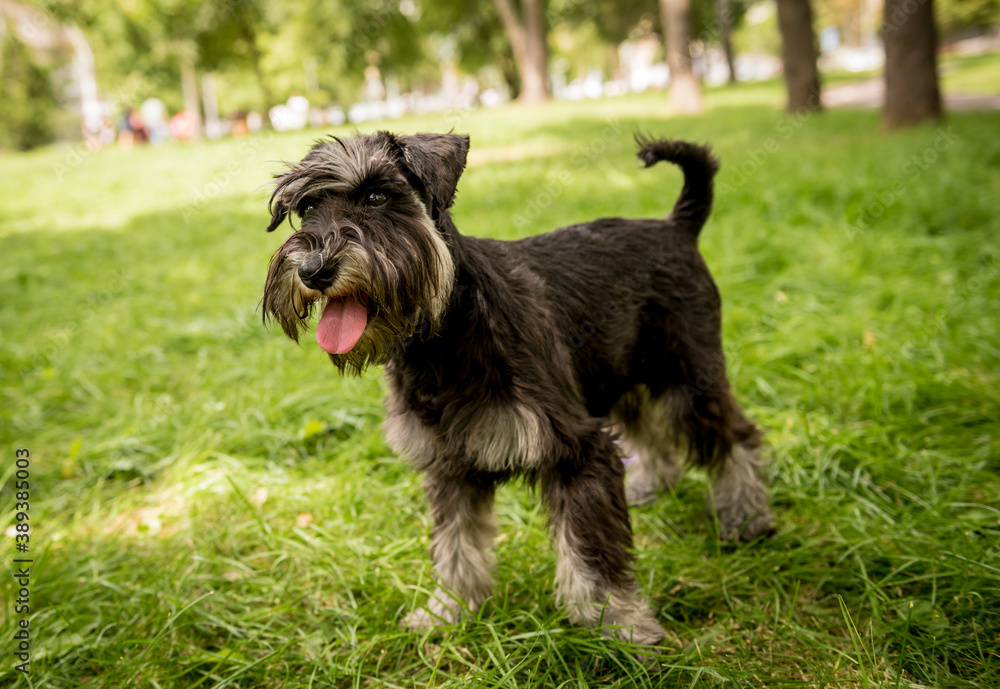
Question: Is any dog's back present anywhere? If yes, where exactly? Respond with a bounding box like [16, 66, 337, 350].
[505, 139, 724, 421]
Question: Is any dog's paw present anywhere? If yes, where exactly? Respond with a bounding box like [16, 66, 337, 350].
[401, 608, 438, 632]
[624, 462, 659, 507]
[716, 499, 775, 542]
[615, 617, 666, 648]
[601, 615, 665, 670]
[625, 481, 658, 507]
[401, 601, 460, 632]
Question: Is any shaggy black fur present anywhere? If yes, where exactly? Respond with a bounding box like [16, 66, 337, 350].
[261, 131, 773, 646]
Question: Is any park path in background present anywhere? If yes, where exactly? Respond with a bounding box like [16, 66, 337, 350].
[825, 77, 1000, 110]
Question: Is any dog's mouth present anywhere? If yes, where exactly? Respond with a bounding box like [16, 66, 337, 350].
[315, 294, 368, 354]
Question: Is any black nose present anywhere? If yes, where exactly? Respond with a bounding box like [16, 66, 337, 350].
[298, 253, 338, 290]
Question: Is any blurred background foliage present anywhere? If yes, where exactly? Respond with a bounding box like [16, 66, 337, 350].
[0, 33, 58, 150]
[1, 0, 997, 150]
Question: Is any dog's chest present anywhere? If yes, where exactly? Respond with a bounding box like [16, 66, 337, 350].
[383, 384, 552, 473]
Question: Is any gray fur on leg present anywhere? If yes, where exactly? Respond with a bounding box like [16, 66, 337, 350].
[613, 387, 686, 506]
[622, 442, 684, 507]
[404, 476, 496, 630]
[709, 443, 774, 541]
[553, 528, 666, 646]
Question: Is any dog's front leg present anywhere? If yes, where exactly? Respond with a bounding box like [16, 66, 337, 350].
[543, 436, 666, 646]
[404, 473, 496, 631]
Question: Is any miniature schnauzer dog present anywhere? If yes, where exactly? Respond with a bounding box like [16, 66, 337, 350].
[261, 132, 773, 647]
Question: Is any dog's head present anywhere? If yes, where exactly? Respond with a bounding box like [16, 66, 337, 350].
[261, 131, 467, 373]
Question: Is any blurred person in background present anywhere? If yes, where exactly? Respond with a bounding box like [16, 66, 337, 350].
[140, 97, 169, 145]
[169, 110, 198, 142]
[118, 106, 149, 148]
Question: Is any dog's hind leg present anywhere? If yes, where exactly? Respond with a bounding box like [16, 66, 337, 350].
[708, 433, 774, 542]
[403, 474, 496, 630]
[542, 430, 665, 646]
[612, 386, 686, 506]
[669, 356, 774, 542]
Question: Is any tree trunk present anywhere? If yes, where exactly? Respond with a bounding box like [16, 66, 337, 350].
[498, 53, 521, 98]
[660, 0, 703, 114]
[180, 51, 201, 141]
[883, 0, 942, 129]
[776, 0, 822, 112]
[202, 72, 221, 139]
[493, 0, 550, 103]
[238, 15, 276, 113]
[717, 0, 737, 84]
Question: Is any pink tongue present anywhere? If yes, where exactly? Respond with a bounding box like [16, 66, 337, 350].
[316, 297, 368, 354]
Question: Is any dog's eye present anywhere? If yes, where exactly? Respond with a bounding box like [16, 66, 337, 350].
[367, 192, 388, 207]
[300, 204, 315, 219]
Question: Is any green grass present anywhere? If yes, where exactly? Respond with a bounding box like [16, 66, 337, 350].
[941, 52, 1000, 96]
[816, 51, 1000, 95]
[2, 82, 999, 687]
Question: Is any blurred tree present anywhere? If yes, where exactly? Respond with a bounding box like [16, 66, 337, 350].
[935, 0, 1000, 37]
[815, 0, 875, 46]
[271, 0, 427, 102]
[562, 0, 650, 41]
[492, 0, 551, 102]
[561, 0, 746, 85]
[717, 0, 737, 83]
[816, 0, 999, 47]
[196, 0, 276, 110]
[26, 0, 433, 117]
[776, 0, 822, 112]
[419, 1, 521, 95]
[883, 0, 942, 128]
[22, 0, 146, 89]
[171, 4, 212, 128]
[565, 0, 736, 53]
[265, 0, 352, 103]
[660, 0, 703, 113]
[0, 35, 57, 150]
[344, 2, 426, 88]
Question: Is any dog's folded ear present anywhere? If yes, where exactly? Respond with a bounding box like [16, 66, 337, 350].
[266, 169, 306, 232]
[265, 174, 296, 232]
[395, 133, 470, 219]
[266, 199, 288, 233]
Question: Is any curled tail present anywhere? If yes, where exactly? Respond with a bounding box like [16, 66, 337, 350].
[635, 135, 720, 236]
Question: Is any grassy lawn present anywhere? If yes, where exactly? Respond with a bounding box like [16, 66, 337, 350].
[815, 51, 1000, 95]
[2, 82, 999, 687]
[941, 51, 1000, 96]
